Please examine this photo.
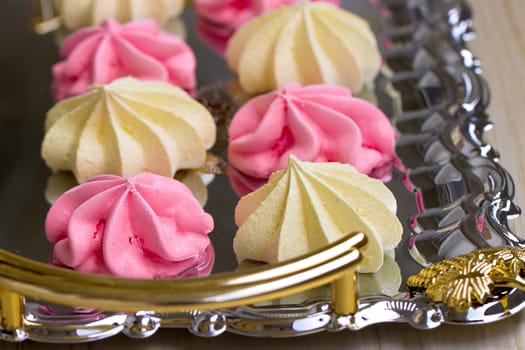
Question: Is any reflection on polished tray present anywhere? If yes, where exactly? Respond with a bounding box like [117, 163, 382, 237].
[0, 0, 523, 343]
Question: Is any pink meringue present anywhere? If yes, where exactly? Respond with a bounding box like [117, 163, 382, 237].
[194, 0, 340, 32]
[45, 173, 214, 279]
[228, 83, 397, 181]
[52, 19, 196, 101]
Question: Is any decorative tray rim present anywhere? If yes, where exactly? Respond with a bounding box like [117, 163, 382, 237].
[2, 0, 524, 342]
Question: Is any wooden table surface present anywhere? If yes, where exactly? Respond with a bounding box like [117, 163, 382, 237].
[2, 0, 525, 349]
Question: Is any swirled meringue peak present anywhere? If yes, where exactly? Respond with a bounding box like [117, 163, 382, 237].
[228, 83, 397, 181]
[42, 77, 217, 183]
[226, 1, 380, 94]
[233, 156, 402, 273]
[45, 173, 215, 278]
[52, 18, 195, 101]
[53, 0, 185, 30]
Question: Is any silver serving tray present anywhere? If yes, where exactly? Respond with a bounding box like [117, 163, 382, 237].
[2, 0, 524, 342]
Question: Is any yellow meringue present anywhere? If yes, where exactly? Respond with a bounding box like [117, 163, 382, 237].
[42, 77, 216, 183]
[233, 156, 402, 273]
[53, 0, 185, 30]
[226, 2, 381, 94]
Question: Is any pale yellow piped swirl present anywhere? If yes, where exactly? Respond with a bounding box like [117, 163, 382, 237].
[42, 77, 216, 183]
[226, 2, 381, 94]
[233, 156, 402, 273]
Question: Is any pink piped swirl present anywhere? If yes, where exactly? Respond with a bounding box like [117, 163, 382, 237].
[228, 83, 397, 181]
[194, 0, 340, 54]
[45, 173, 214, 279]
[52, 19, 196, 101]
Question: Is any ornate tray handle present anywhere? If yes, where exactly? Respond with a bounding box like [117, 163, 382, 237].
[31, 0, 61, 34]
[0, 232, 366, 341]
[407, 246, 525, 313]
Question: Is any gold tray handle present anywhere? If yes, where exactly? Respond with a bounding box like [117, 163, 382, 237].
[0, 289, 25, 341]
[0, 232, 366, 340]
[407, 246, 525, 313]
[31, 0, 61, 34]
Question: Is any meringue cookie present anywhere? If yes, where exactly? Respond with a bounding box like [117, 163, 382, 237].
[228, 83, 397, 181]
[194, 0, 340, 32]
[195, 0, 340, 56]
[45, 173, 214, 278]
[226, 1, 381, 94]
[233, 156, 402, 273]
[42, 77, 216, 183]
[53, 0, 185, 30]
[52, 19, 195, 101]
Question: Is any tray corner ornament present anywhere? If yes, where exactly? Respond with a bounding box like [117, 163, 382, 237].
[407, 246, 525, 313]
[9, 0, 525, 342]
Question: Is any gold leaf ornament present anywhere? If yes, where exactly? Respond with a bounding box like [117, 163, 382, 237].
[407, 247, 525, 312]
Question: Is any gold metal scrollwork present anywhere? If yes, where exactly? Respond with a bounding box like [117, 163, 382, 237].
[31, 0, 61, 34]
[407, 247, 525, 312]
